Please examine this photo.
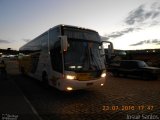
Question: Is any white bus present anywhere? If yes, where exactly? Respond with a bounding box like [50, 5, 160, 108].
[19, 24, 113, 91]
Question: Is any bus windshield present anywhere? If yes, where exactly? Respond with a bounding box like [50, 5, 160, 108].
[64, 39, 105, 72]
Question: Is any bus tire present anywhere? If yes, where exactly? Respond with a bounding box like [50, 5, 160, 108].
[20, 67, 25, 74]
[113, 71, 119, 77]
[42, 72, 49, 87]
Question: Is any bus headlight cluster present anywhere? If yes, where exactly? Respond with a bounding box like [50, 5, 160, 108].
[101, 71, 106, 78]
[66, 74, 76, 80]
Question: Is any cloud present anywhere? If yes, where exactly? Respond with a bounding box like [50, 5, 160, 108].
[130, 39, 160, 46]
[130, 41, 144, 46]
[0, 39, 10, 43]
[101, 36, 109, 41]
[102, 1, 160, 49]
[104, 27, 140, 39]
[23, 39, 31, 42]
[152, 39, 160, 45]
[108, 28, 134, 38]
[125, 5, 145, 25]
[149, 20, 160, 26]
[125, 2, 160, 25]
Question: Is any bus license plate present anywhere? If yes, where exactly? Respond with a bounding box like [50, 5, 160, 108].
[87, 83, 93, 86]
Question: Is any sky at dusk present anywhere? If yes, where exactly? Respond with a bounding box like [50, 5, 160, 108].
[0, 0, 160, 50]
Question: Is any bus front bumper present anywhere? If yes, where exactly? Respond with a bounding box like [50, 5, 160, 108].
[57, 77, 106, 91]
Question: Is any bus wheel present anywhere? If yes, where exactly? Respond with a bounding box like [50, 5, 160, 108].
[113, 71, 119, 77]
[42, 72, 49, 87]
[20, 67, 25, 74]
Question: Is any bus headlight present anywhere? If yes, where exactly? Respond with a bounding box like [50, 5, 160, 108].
[66, 74, 76, 80]
[101, 71, 106, 78]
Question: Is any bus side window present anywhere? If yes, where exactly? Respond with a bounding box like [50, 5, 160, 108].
[50, 41, 63, 73]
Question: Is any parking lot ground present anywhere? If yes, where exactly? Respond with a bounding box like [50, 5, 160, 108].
[0, 76, 41, 120]
[0, 59, 41, 120]
[0, 59, 160, 120]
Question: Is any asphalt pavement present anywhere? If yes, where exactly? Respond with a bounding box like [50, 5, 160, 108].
[0, 74, 41, 120]
[0, 59, 160, 120]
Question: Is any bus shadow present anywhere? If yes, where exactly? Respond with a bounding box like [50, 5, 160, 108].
[17, 74, 94, 100]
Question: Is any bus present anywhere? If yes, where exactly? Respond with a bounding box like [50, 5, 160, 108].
[19, 24, 113, 91]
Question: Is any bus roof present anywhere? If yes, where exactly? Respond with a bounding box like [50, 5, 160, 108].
[51, 24, 98, 33]
[19, 24, 99, 50]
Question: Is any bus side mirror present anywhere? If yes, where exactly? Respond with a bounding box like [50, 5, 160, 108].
[101, 41, 114, 59]
[60, 36, 68, 52]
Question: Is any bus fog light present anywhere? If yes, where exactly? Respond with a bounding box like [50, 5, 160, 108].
[101, 73, 106, 78]
[67, 87, 73, 91]
[101, 83, 104, 86]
